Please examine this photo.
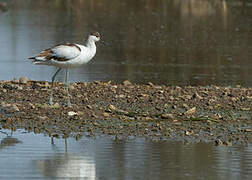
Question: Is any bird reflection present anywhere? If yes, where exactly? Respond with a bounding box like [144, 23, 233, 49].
[51, 137, 68, 153]
[0, 130, 22, 149]
[36, 137, 96, 179]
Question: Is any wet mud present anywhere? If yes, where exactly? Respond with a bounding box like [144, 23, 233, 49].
[0, 78, 251, 145]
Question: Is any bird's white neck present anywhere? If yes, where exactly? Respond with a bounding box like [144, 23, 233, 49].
[86, 37, 96, 49]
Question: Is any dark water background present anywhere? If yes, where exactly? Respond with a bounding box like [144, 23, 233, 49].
[0, 129, 252, 180]
[1, 0, 252, 179]
[0, 0, 251, 86]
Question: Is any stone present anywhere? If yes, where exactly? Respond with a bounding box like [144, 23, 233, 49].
[184, 107, 196, 115]
[87, 105, 92, 109]
[123, 80, 132, 86]
[68, 111, 78, 116]
[19, 77, 28, 84]
[192, 92, 203, 100]
[103, 112, 110, 117]
[109, 104, 116, 111]
[161, 113, 174, 120]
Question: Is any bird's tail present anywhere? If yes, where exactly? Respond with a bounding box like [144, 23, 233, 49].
[28, 56, 45, 64]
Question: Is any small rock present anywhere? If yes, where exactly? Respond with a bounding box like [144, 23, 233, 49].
[185, 130, 194, 136]
[44, 82, 50, 87]
[53, 103, 60, 108]
[192, 92, 203, 100]
[172, 105, 177, 109]
[28, 103, 35, 109]
[145, 116, 152, 121]
[223, 141, 232, 146]
[123, 80, 132, 86]
[161, 113, 174, 120]
[68, 111, 78, 116]
[11, 104, 20, 112]
[38, 116, 47, 120]
[118, 94, 125, 98]
[164, 104, 169, 108]
[91, 113, 99, 118]
[184, 107, 196, 115]
[103, 112, 110, 117]
[86, 105, 92, 109]
[147, 82, 154, 86]
[241, 107, 250, 111]
[182, 103, 189, 109]
[215, 139, 223, 146]
[138, 93, 149, 98]
[1, 103, 19, 112]
[245, 129, 252, 132]
[19, 77, 28, 84]
[169, 96, 174, 101]
[183, 95, 192, 100]
[77, 111, 84, 116]
[69, 85, 75, 90]
[109, 104, 116, 111]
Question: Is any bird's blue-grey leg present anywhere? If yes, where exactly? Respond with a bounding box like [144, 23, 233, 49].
[49, 68, 62, 105]
[65, 68, 71, 107]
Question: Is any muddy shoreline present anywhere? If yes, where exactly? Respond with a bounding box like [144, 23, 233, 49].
[0, 78, 251, 145]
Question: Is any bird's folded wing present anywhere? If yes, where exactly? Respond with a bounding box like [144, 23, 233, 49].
[31, 43, 81, 62]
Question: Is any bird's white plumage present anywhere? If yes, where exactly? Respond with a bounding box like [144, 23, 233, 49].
[30, 32, 100, 69]
[50, 44, 81, 60]
[28, 32, 101, 106]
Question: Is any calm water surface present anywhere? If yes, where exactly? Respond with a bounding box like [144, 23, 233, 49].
[0, 129, 251, 180]
[0, 0, 251, 86]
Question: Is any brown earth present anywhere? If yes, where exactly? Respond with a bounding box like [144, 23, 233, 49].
[0, 78, 251, 145]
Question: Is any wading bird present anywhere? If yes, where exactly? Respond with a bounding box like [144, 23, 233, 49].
[29, 32, 101, 107]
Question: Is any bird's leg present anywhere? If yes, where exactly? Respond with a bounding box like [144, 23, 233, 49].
[49, 68, 62, 105]
[65, 68, 71, 107]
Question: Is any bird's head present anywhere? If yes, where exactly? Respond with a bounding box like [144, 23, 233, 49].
[89, 32, 101, 42]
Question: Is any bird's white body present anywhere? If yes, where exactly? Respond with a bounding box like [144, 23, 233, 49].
[29, 32, 101, 107]
[32, 36, 98, 69]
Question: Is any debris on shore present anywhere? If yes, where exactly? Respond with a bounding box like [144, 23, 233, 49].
[0, 78, 251, 145]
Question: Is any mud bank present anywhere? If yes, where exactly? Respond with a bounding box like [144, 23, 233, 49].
[0, 78, 251, 145]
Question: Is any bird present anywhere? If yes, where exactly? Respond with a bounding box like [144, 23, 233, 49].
[29, 32, 101, 107]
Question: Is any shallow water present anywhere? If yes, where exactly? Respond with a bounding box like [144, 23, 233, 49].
[0, 0, 252, 86]
[0, 129, 251, 180]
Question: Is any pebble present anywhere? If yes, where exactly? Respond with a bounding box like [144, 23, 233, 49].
[147, 82, 154, 86]
[122, 80, 132, 86]
[145, 116, 152, 121]
[161, 113, 174, 120]
[86, 105, 92, 109]
[1, 102, 20, 112]
[184, 107, 196, 115]
[19, 77, 28, 84]
[192, 92, 203, 100]
[109, 104, 117, 111]
[103, 112, 110, 117]
[38, 116, 47, 120]
[215, 139, 223, 146]
[68, 111, 78, 116]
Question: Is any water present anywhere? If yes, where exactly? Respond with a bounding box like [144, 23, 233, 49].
[1, 1, 252, 179]
[0, 129, 251, 180]
[0, 0, 252, 86]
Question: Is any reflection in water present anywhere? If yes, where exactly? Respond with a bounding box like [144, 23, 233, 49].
[36, 138, 96, 179]
[36, 155, 96, 179]
[0, 130, 22, 149]
[0, 130, 252, 179]
[0, 0, 251, 86]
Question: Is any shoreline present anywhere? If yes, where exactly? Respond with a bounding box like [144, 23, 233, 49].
[0, 78, 251, 145]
